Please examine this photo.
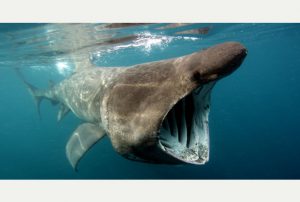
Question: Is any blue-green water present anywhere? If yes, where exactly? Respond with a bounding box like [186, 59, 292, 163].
[0, 23, 299, 179]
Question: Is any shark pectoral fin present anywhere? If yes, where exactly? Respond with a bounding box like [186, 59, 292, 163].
[57, 104, 70, 122]
[66, 123, 106, 171]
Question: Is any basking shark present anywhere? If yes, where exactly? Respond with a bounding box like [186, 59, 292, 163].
[17, 42, 247, 170]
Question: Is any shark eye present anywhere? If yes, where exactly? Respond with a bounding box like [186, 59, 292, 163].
[191, 71, 202, 82]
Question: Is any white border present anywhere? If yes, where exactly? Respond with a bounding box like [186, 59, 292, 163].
[1, 0, 300, 22]
[0, 180, 300, 201]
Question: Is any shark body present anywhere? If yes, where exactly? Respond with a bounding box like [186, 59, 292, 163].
[17, 42, 247, 170]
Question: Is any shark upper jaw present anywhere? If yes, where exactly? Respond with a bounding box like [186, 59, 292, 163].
[157, 81, 215, 164]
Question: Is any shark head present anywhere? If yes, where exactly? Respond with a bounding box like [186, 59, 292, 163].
[106, 42, 247, 165]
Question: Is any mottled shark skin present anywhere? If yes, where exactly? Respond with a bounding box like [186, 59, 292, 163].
[17, 42, 247, 170]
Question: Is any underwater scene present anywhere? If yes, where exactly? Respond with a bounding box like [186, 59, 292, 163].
[0, 23, 299, 179]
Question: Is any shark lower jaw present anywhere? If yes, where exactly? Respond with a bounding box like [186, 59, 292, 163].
[158, 81, 216, 165]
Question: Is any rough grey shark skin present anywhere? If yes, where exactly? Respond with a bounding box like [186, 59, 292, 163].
[18, 42, 247, 170]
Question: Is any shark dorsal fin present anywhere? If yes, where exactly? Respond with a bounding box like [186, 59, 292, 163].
[66, 123, 106, 171]
[71, 53, 95, 73]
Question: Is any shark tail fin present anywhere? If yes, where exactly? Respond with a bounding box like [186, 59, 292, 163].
[26, 82, 44, 119]
[15, 68, 46, 119]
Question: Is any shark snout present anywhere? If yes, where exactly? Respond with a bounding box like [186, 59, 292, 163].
[180, 42, 247, 84]
[208, 42, 247, 77]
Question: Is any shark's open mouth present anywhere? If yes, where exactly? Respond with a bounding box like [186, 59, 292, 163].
[158, 81, 216, 164]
